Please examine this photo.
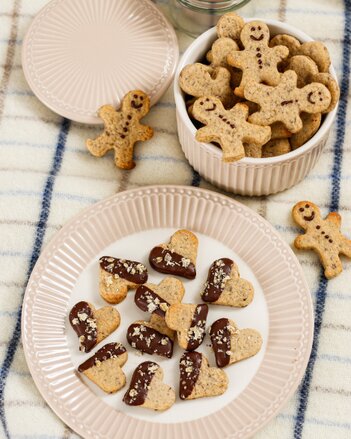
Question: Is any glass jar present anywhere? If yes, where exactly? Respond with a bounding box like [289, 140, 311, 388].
[170, 0, 254, 37]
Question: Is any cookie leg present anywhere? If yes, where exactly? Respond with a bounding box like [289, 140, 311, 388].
[114, 143, 135, 170]
[86, 136, 113, 157]
[321, 251, 343, 279]
[221, 138, 245, 162]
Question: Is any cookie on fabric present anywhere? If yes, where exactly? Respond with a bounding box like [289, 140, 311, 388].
[292, 201, 351, 279]
[179, 63, 235, 108]
[216, 12, 245, 41]
[192, 98, 271, 162]
[149, 230, 198, 279]
[262, 138, 291, 157]
[123, 361, 175, 411]
[86, 90, 153, 170]
[201, 258, 254, 307]
[78, 342, 127, 393]
[69, 301, 120, 353]
[127, 321, 173, 358]
[99, 256, 148, 304]
[179, 351, 228, 400]
[210, 318, 262, 368]
[227, 21, 289, 97]
[290, 113, 322, 150]
[245, 70, 331, 133]
[165, 303, 208, 351]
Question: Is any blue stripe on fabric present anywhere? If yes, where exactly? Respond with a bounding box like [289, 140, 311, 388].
[293, 1, 351, 437]
[0, 118, 71, 439]
[191, 169, 201, 187]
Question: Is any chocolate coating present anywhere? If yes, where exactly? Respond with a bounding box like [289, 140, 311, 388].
[210, 318, 231, 368]
[179, 351, 202, 400]
[202, 258, 233, 303]
[134, 285, 170, 317]
[69, 301, 97, 353]
[127, 323, 173, 358]
[99, 256, 148, 284]
[78, 342, 126, 372]
[149, 247, 196, 279]
[123, 361, 159, 406]
[187, 304, 208, 351]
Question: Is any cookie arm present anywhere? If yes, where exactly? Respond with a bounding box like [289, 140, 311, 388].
[137, 124, 154, 142]
[294, 233, 316, 250]
[340, 238, 351, 258]
[227, 51, 247, 70]
[326, 212, 342, 228]
[272, 45, 289, 61]
[195, 126, 219, 144]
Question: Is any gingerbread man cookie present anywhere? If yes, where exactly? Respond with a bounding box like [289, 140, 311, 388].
[245, 70, 331, 133]
[192, 97, 271, 162]
[179, 63, 235, 108]
[86, 90, 153, 170]
[292, 201, 351, 279]
[227, 21, 289, 97]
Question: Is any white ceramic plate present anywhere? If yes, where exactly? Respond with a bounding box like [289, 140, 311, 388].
[22, 186, 313, 438]
[22, 0, 179, 124]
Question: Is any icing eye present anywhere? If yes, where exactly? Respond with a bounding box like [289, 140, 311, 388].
[140, 96, 144, 100]
[200, 101, 204, 105]
[251, 26, 256, 31]
[206, 98, 210, 102]
[258, 26, 262, 30]
[305, 204, 310, 208]
[133, 94, 138, 98]
[299, 208, 304, 212]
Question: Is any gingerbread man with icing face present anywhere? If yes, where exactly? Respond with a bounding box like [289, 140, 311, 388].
[86, 90, 153, 170]
[245, 70, 331, 133]
[227, 21, 289, 97]
[292, 201, 351, 279]
[192, 96, 271, 162]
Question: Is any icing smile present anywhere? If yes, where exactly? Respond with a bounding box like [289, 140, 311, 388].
[205, 103, 217, 111]
[251, 34, 264, 41]
[131, 100, 143, 109]
[307, 92, 316, 104]
[303, 212, 315, 221]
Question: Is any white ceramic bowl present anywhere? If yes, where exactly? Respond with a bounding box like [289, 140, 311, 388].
[174, 19, 338, 196]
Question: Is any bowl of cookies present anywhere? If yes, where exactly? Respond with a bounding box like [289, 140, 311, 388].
[174, 13, 339, 196]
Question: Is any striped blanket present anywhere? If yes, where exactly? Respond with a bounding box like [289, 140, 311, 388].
[0, 0, 350, 437]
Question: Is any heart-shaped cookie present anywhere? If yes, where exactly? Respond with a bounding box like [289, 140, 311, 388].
[78, 342, 127, 393]
[126, 321, 173, 358]
[179, 351, 228, 400]
[201, 258, 254, 307]
[149, 230, 198, 279]
[123, 361, 175, 411]
[134, 277, 185, 340]
[210, 318, 262, 367]
[99, 256, 148, 304]
[165, 303, 208, 351]
[69, 301, 120, 353]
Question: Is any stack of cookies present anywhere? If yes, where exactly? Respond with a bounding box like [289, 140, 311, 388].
[179, 12, 339, 161]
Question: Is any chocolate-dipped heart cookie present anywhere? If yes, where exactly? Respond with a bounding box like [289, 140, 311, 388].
[210, 318, 262, 367]
[78, 342, 127, 393]
[201, 258, 254, 307]
[123, 361, 175, 411]
[126, 321, 173, 358]
[165, 303, 208, 351]
[99, 256, 148, 304]
[134, 277, 185, 340]
[149, 230, 198, 279]
[69, 301, 120, 353]
[179, 351, 228, 400]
